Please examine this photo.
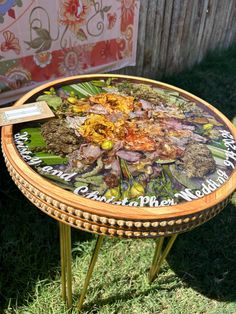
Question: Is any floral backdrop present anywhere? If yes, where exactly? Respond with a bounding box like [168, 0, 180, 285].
[0, 0, 140, 105]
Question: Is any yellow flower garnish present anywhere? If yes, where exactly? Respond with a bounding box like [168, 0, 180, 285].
[72, 104, 90, 113]
[203, 123, 213, 131]
[79, 114, 116, 144]
[101, 140, 114, 150]
[129, 181, 145, 198]
[89, 93, 134, 114]
[67, 97, 77, 104]
[104, 187, 121, 201]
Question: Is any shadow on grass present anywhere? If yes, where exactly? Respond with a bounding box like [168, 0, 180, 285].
[166, 202, 236, 302]
[82, 275, 182, 312]
[0, 147, 93, 311]
[82, 203, 236, 311]
[163, 44, 236, 303]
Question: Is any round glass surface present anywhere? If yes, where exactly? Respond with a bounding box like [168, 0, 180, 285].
[13, 76, 236, 210]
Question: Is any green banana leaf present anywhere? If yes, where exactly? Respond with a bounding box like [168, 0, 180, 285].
[20, 127, 67, 165]
[37, 171, 74, 190]
[207, 145, 226, 159]
[20, 127, 46, 149]
[155, 159, 176, 164]
[62, 81, 102, 98]
[36, 94, 62, 110]
[169, 164, 201, 189]
[34, 152, 68, 165]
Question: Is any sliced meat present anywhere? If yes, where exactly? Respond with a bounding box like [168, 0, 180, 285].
[116, 150, 142, 162]
[78, 143, 103, 164]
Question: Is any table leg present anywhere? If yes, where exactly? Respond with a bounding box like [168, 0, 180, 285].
[149, 234, 178, 283]
[59, 222, 66, 302]
[59, 222, 72, 308]
[78, 235, 104, 312]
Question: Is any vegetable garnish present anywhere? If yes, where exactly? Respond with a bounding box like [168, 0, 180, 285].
[14, 78, 236, 207]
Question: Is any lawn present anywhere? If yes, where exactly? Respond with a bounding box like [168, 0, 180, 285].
[1, 45, 236, 314]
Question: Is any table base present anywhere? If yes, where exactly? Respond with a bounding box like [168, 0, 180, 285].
[78, 235, 105, 311]
[59, 222, 178, 312]
[59, 222, 72, 308]
[149, 234, 178, 283]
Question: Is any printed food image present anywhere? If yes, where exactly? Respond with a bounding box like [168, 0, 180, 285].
[14, 78, 236, 207]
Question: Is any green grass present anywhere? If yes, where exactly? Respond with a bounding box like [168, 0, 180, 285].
[164, 45, 236, 119]
[1, 44, 236, 314]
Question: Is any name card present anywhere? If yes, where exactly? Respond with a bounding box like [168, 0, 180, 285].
[0, 101, 55, 126]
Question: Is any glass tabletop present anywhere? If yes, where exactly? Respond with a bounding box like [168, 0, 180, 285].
[12, 75, 236, 207]
[2, 74, 236, 237]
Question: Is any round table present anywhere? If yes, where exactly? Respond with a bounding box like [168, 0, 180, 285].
[2, 74, 236, 311]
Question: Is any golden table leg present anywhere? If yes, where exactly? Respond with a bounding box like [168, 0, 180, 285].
[78, 235, 105, 312]
[59, 222, 72, 308]
[59, 225, 176, 310]
[149, 234, 178, 283]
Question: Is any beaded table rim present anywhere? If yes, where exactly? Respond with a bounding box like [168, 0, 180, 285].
[3, 148, 232, 238]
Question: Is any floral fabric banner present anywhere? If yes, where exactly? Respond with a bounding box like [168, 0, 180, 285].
[0, 0, 140, 105]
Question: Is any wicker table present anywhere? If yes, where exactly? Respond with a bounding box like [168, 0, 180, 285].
[2, 74, 236, 311]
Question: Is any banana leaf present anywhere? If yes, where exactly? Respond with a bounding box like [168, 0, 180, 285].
[34, 152, 68, 165]
[62, 82, 102, 98]
[213, 157, 227, 167]
[155, 159, 176, 164]
[20, 127, 46, 149]
[210, 140, 226, 150]
[36, 94, 62, 110]
[37, 171, 74, 190]
[169, 164, 201, 189]
[207, 145, 226, 159]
